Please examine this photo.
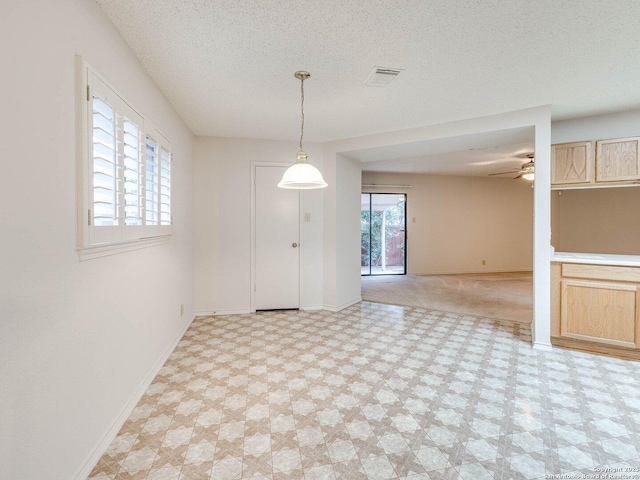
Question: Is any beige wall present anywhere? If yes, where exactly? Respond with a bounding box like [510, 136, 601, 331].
[361, 172, 534, 274]
[552, 188, 640, 254]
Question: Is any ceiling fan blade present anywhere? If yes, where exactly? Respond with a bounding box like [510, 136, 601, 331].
[489, 170, 518, 176]
[513, 172, 525, 179]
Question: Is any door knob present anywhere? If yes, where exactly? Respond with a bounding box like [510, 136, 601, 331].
[292, 242, 298, 248]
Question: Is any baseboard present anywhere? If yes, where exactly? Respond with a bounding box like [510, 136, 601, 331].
[73, 314, 196, 480]
[301, 304, 323, 311]
[323, 297, 362, 312]
[532, 341, 553, 351]
[201, 306, 326, 314]
[551, 336, 640, 360]
[199, 307, 325, 315]
[407, 270, 533, 276]
[195, 309, 251, 316]
[214, 309, 251, 316]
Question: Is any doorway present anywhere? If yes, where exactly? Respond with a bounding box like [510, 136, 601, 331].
[361, 193, 407, 276]
[253, 165, 300, 310]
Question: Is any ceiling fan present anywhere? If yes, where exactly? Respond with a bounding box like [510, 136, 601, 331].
[489, 154, 535, 180]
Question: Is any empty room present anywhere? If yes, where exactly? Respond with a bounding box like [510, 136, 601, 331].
[3, 1, 640, 480]
[357, 127, 535, 324]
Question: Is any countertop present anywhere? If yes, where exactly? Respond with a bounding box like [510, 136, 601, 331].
[552, 251, 640, 267]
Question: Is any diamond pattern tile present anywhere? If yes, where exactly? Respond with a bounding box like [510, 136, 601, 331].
[88, 302, 640, 479]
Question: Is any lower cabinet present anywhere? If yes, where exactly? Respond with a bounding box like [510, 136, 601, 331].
[551, 262, 640, 356]
[561, 278, 639, 348]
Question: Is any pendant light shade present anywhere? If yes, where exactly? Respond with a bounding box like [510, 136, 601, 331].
[278, 151, 328, 189]
[278, 71, 328, 190]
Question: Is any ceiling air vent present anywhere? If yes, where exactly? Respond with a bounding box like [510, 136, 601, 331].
[364, 67, 403, 87]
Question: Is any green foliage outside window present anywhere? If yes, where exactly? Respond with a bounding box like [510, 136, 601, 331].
[361, 200, 405, 267]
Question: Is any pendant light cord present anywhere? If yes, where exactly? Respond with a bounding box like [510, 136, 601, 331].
[299, 77, 305, 151]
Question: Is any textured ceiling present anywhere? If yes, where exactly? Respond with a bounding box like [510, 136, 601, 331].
[353, 127, 535, 176]
[95, 0, 640, 144]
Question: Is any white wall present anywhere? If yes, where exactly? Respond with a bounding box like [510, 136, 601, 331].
[335, 155, 363, 309]
[0, 1, 194, 479]
[362, 172, 534, 274]
[193, 137, 324, 314]
[320, 152, 363, 311]
[552, 108, 640, 144]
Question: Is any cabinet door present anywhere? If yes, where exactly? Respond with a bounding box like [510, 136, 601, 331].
[551, 141, 594, 185]
[596, 137, 640, 182]
[560, 279, 639, 348]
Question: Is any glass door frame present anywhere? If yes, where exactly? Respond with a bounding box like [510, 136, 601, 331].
[361, 192, 407, 276]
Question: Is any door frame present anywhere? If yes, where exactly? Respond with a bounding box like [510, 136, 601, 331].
[250, 162, 304, 313]
[361, 192, 408, 276]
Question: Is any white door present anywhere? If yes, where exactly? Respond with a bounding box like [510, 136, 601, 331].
[255, 166, 300, 310]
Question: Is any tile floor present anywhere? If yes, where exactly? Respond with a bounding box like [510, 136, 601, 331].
[89, 302, 640, 480]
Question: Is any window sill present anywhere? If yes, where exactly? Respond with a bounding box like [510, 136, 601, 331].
[77, 236, 170, 261]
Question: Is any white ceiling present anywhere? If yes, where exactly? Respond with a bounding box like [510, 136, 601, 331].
[95, 0, 640, 144]
[352, 126, 534, 176]
[97, 0, 640, 141]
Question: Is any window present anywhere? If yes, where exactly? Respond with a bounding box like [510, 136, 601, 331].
[159, 146, 172, 227]
[78, 59, 172, 257]
[145, 126, 172, 235]
[145, 135, 159, 227]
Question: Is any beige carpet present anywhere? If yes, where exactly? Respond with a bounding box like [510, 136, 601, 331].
[361, 272, 533, 324]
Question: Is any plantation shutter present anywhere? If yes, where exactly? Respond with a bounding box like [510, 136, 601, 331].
[89, 75, 122, 244]
[159, 147, 171, 227]
[81, 61, 172, 252]
[145, 125, 172, 235]
[121, 102, 144, 240]
[145, 135, 159, 227]
[87, 73, 146, 245]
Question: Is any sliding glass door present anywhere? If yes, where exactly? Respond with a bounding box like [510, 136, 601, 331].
[361, 193, 407, 276]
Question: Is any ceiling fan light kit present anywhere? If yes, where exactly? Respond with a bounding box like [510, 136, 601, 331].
[278, 71, 328, 190]
[489, 153, 535, 180]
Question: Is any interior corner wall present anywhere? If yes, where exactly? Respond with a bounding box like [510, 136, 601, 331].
[321, 147, 338, 309]
[551, 108, 640, 144]
[193, 137, 324, 314]
[362, 172, 534, 275]
[0, 1, 195, 479]
[321, 151, 362, 311]
[335, 155, 363, 309]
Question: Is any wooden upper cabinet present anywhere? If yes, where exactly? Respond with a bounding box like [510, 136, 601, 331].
[551, 141, 594, 185]
[596, 137, 640, 182]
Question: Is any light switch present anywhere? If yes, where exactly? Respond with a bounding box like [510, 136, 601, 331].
[304, 213, 311, 222]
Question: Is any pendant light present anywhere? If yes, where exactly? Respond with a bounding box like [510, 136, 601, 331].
[278, 71, 328, 189]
